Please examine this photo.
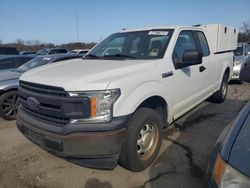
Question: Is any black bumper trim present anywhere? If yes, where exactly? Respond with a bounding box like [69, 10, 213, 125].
[67, 154, 120, 170]
[16, 109, 128, 169]
[17, 123, 63, 152]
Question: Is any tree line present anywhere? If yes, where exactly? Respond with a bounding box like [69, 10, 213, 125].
[238, 22, 250, 42]
[0, 39, 96, 52]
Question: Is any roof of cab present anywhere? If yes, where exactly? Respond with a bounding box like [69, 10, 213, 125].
[118, 25, 200, 33]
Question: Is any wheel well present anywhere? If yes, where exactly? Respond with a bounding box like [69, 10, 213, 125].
[225, 67, 230, 80]
[137, 96, 168, 126]
[0, 89, 18, 96]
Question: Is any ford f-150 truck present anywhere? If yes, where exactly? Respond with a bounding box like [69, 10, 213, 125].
[17, 24, 238, 172]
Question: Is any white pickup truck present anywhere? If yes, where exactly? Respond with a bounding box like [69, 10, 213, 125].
[17, 24, 238, 172]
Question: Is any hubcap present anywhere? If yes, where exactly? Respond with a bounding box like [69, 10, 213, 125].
[137, 123, 158, 160]
[222, 81, 227, 98]
[2, 94, 19, 118]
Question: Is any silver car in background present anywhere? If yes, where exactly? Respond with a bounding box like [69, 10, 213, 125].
[231, 43, 250, 81]
[0, 53, 82, 120]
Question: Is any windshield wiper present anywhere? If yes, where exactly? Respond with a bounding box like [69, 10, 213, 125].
[83, 54, 100, 59]
[103, 54, 137, 59]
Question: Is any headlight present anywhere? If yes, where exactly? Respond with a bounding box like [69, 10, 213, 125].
[213, 154, 250, 188]
[68, 89, 121, 123]
[233, 61, 241, 66]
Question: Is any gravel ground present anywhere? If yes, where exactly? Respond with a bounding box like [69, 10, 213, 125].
[0, 82, 249, 188]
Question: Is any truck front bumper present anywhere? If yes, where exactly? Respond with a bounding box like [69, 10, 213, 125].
[17, 107, 128, 169]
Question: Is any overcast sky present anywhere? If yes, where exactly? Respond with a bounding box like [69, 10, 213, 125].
[0, 0, 249, 44]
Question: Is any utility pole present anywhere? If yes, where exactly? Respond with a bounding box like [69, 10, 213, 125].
[76, 13, 79, 43]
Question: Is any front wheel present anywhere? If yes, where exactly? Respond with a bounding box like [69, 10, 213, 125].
[0, 91, 19, 120]
[209, 72, 229, 103]
[119, 107, 163, 171]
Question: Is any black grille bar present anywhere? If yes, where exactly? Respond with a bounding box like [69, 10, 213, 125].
[22, 106, 70, 126]
[20, 81, 68, 97]
[19, 81, 90, 126]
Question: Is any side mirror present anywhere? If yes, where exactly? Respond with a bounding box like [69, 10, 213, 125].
[247, 51, 250, 56]
[175, 50, 202, 69]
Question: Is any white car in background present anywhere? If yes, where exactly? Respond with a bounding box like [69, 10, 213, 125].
[70, 49, 89, 55]
[232, 43, 250, 81]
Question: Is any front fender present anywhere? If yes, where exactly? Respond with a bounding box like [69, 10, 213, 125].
[113, 81, 173, 120]
[0, 79, 19, 93]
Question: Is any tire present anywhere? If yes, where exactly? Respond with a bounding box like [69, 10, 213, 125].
[119, 107, 163, 171]
[209, 72, 229, 103]
[0, 91, 19, 120]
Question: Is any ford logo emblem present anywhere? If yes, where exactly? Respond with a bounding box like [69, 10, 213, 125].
[27, 97, 40, 109]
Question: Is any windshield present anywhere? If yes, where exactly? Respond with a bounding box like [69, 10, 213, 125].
[15, 57, 53, 73]
[86, 30, 173, 60]
[234, 46, 243, 56]
[37, 49, 49, 55]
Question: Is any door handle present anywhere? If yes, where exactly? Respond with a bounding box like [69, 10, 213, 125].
[199, 66, 206, 72]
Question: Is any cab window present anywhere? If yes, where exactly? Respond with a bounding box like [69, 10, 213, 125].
[173, 31, 198, 60]
[196, 31, 210, 56]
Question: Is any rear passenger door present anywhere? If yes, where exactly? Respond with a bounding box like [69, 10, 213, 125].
[195, 31, 215, 95]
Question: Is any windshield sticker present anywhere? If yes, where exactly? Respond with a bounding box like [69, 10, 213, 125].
[148, 31, 168, 36]
[42, 57, 52, 61]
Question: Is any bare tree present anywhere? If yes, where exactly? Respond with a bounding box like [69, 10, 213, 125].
[34, 40, 41, 45]
[238, 21, 250, 42]
[242, 21, 250, 36]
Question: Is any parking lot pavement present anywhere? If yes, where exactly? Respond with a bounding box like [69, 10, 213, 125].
[0, 82, 249, 188]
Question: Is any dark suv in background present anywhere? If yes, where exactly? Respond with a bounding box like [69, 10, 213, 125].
[0, 55, 36, 72]
[0, 47, 19, 55]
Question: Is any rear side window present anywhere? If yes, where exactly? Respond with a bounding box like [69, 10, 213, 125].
[49, 49, 67, 54]
[49, 50, 57, 54]
[196, 31, 210, 56]
[59, 49, 67, 53]
[0, 58, 16, 69]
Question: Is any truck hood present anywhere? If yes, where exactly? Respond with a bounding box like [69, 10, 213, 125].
[20, 59, 157, 91]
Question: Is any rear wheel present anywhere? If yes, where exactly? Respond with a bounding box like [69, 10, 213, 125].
[0, 91, 19, 120]
[209, 72, 229, 103]
[119, 107, 163, 171]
